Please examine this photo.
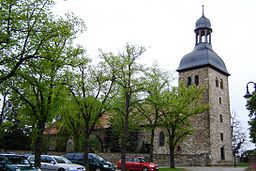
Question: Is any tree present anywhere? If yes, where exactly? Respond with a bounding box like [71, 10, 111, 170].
[2, 11, 86, 167]
[101, 44, 146, 171]
[0, 93, 32, 150]
[136, 63, 174, 161]
[231, 112, 246, 166]
[0, 0, 83, 84]
[246, 92, 256, 145]
[159, 83, 208, 168]
[67, 62, 115, 170]
[58, 96, 85, 152]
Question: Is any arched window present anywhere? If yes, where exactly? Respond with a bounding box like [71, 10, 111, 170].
[187, 77, 192, 87]
[219, 97, 222, 104]
[195, 75, 199, 86]
[220, 79, 223, 89]
[159, 131, 165, 146]
[215, 78, 219, 87]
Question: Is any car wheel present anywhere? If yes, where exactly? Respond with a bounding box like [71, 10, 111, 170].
[58, 168, 65, 171]
[95, 168, 101, 171]
[143, 167, 148, 171]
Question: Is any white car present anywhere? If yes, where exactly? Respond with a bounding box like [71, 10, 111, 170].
[28, 155, 86, 171]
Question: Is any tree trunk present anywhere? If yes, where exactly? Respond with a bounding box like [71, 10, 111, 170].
[33, 122, 45, 168]
[149, 128, 155, 162]
[34, 134, 42, 168]
[121, 111, 129, 171]
[121, 92, 130, 171]
[83, 130, 90, 171]
[169, 140, 175, 168]
[73, 133, 81, 151]
[233, 155, 237, 167]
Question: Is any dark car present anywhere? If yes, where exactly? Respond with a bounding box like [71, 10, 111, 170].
[117, 156, 158, 171]
[64, 153, 114, 171]
[0, 153, 41, 171]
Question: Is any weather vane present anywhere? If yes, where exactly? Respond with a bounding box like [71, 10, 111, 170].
[201, 0, 205, 16]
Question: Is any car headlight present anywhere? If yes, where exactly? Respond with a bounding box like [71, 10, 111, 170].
[69, 169, 77, 171]
[16, 169, 21, 171]
[103, 164, 110, 168]
[149, 164, 155, 168]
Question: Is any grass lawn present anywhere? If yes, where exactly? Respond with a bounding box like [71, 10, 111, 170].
[239, 162, 249, 167]
[159, 168, 187, 171]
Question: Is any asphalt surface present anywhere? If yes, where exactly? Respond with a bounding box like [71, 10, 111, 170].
[182, 167, 247, 171]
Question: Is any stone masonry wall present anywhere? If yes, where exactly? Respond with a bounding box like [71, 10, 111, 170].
[208, 67, 233, 164]
[174, 67, 233, 165]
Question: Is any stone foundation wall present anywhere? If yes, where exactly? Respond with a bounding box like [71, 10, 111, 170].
[10, 150, 231, 166]
[98, 152, 211, 166]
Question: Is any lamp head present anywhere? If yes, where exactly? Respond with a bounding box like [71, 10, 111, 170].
[244, 88, 252, 99]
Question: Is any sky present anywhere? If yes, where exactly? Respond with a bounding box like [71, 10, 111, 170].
[54, 0, 256, 150]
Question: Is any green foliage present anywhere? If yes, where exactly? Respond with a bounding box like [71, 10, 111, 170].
[66, 59, 116, 170]
[101, 44, 146, 171]
[55, 127, 70, 152]
[104, 128, 120, 152]
[102, 44, 145, 136]
[0, 0, 86, 84]
[160, 83, 208, 140]
[246, 92, 256, 144]
[136, 63, 174, 160]
[246, 93, 256, 117]
[159, 83, 209, 168]
[109, 94, 142, 138]
[0, 0, 86, 167]
[89, 135, 101, 153]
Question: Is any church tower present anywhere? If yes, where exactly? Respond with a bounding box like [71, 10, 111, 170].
[176, 6, 233, 165]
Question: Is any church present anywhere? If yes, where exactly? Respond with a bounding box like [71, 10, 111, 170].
[42, 6, 234, 167]
[148, 6, 233, 166]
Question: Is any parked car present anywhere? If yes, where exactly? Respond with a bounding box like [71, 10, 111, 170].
[0, 153, 41, 171]
[27, 155, 85, 171]
[64, 153, 114, 171]
[117, 156, 158, 171]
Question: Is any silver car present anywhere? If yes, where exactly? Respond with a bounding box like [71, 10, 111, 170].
[28, 155, 86, 171]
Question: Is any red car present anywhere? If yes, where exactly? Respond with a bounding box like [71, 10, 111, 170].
[117, 156, 158, 171]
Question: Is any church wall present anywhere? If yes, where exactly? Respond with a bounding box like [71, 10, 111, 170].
[168, 67, 233, 166]
[208, 68, 233, 164]
[177, 68, 211, 156]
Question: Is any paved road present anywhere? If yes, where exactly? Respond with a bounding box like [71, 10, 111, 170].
[183, 167, 247, 171]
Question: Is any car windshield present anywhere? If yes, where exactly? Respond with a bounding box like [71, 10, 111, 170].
[91, 154, 104, 162]
[137, 158, 146, 162]
[6, 156, 30, 165]
[53, 156, 72, 164]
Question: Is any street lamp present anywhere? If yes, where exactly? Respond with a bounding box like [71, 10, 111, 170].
[244, 81, 256, 99]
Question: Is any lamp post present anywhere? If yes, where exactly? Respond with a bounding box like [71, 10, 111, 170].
[244, 81, 256, 99]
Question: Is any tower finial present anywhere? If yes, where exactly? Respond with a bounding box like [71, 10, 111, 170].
[202, 5, 205, 16]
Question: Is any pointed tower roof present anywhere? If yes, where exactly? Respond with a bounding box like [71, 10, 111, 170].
[177, 6, 230, 76]
[195, 5, 212, 31]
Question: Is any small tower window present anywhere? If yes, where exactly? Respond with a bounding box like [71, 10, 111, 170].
[215, 78, 219, 87]
[220, 133, 224, 141]
[159, 131, 165, 146]
[220, 114, 223, 122]
[220, 79, 224, 89]
[195, 75, 199, 86]
[187, 77, 192, 87]
[220, 147, 225, 160]
[219, 97, 222, 104]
